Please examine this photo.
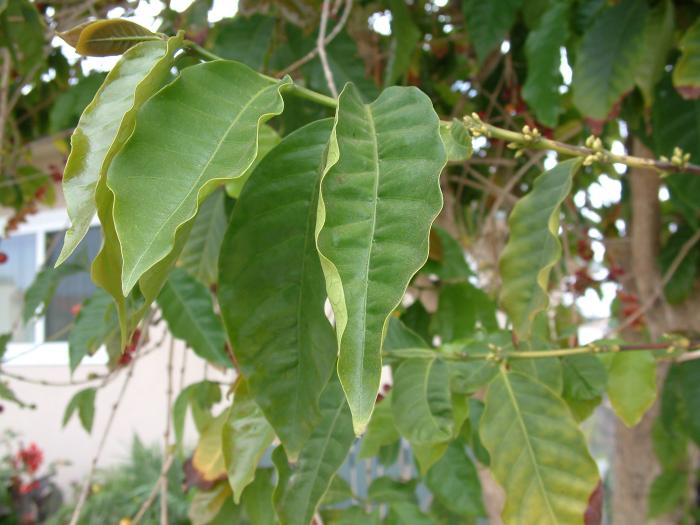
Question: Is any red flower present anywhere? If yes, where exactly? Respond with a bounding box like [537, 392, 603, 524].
[17, 443, 43, 474]
[19, 480, 40, 495]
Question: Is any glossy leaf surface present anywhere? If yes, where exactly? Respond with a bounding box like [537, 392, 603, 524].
[108, 60, 291, 294]
[158, 267, 230, 368]
[499, 159, 580, 340]
[316, 83, 446, 432]
[219, 119, 336, 459]
[480, 370, 599, 525]
[222, 381, 275, 503]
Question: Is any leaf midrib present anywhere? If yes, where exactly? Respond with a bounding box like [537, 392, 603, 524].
[501, 371, 557, 523]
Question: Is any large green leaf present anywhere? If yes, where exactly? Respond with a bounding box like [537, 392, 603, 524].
[68, 288, 118, 372]
[462, 0, 522, 64]
[392, 357, 453, 444]
[178, 190, 228, 287]
[432, 282, 497, 342]
[385, 0, 421, 86]
[189, 483, 233, 525]
[648, 470, 689, 518]
[173, 381, 222, 453]
[676, 359, 700, 446]
[572, 0, 648, 119]
[659, 226, 700, 304]
[222, 381, 275, 503]
[241, 468, 276, 525]
[211, 14, 275, 71]
[499, 159, 580, 340]
[561, 354, 607, 401]
[358, 394, 400, 458]
[57, 37, 182, 265]
[218, 119, 336, 460]
[315, 83, 446, 433]
[673, 18, 700, 100]
[108, 60, 291, 294]
[522, 1, 570, 127]
[158, 267, 230, 368]
[480, 369, 599, 525]
[62, 387, 97, 433]
[425, 441, 485, 518]
[275, 377, 355, 525]
[635, 0, 674, 107]
[606, 351, 657, 427]
[510, 357, 563, 395]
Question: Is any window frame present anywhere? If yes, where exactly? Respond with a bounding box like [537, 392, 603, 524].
[1, 207, 104, 367]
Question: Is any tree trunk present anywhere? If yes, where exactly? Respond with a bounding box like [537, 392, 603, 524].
[612, 140, 700, 524]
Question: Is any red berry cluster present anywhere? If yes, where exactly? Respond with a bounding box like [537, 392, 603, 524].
[16, 443, 43, 475]
[118, 329, 142, 366]
[617, 291, 644, 329]
[577, 239, 594, 261]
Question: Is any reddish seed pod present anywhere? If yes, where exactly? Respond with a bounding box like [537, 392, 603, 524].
[70, 303, 81, 316]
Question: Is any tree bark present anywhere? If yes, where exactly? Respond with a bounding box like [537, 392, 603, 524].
[612, 140, 699, 525]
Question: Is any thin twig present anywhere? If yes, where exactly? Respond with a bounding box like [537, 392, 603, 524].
[161, 337, 175, 525]
[606, 228, 700, 336]
[276, 0, 353, 78]
[132, 456, 175, 525]
[316, 0, 338, 98]
[465, 115, 700, 176]
[0, 48, 11, 177]
[68, 310, 154, 525]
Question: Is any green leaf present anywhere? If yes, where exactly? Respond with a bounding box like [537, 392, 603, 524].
[316, 83, 446, 433]
[358, 393, 400, 459]
[60, 19, 159, 57]
[384, 316, 430, 353]
[660, 225, 700, 304]
[439, 119, 473, 162]
[467, 398, 490, 465]
[462, 0, 522, 64]
[211, 14, 275, 71]
[522, 1, 570, 127]
[561, 354, 607, 401]
[0, 0, 44, 75]
[651, 74, 700, 228]
[0, 333, 11, 361]
[48, 72, 106, 134]
[635, 0, 674, 107]
[432, 282, 497, 342]
[275, 377, 355, 525]
[412, 441, 449, 474]
[108, 60, 291, 295]
[673, 19, 700, 100]
[62, 387, 97, 433]
[426, 441, 485, 518]
[218, 119, 337, 460]
[386, 502, 436, 525]
[57, 38, 182, 265]
[368, 477, 417, 504]
[224, 124, 280, 198]
[676, 359, 700, 447]
[192, 411, 228, 482]
[606, 351, 657, 427]
[188, 483, 233, 525]
[68, 289, 118, 372]
[572, 0, 648, 119]
[321, 475, 353, 505]
[0, 381, 31, 409]
[648, 470, 689, 518]
[23, 262, 85, 323]
[385, 0, 421, 86]
[480, 369, 599, 525]
[510, 357, 563, 394]
[223, 381, 275, 503]
[173, 381, 221, 453]
[499, 158, 580, 340]
[241, 468, 276, 525]
[392, 357, 453, 444]
[158, 267, 230, 368]
[178, 190, 228, 286]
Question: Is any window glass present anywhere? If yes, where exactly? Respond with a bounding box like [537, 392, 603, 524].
[0, 234, 36, 342]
